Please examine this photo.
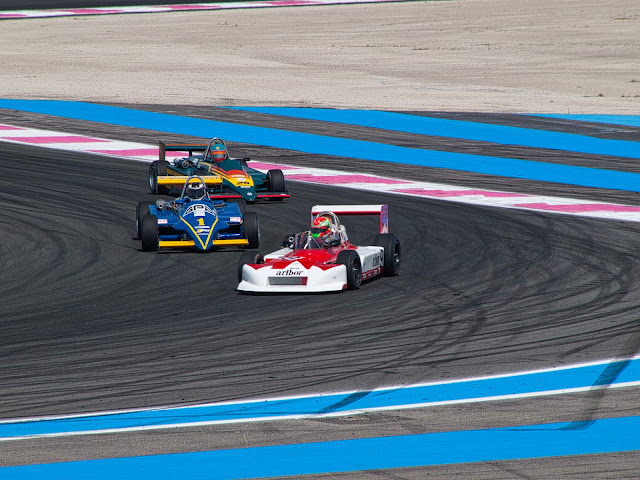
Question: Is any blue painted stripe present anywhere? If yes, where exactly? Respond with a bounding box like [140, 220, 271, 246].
[1, 100, 639, 192]
[2, 358, 638, 439]
[531, 114, 640, 128]
[2, 415, 640, 479]
[227, 106, 640, 159]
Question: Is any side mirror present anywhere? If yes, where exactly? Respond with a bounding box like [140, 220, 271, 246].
[281, 234, 295, 248]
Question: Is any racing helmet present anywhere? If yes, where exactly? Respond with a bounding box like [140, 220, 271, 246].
[209, 143, 227, 162]
[311, 215, 332, 239]
[185, 181, 206, 200]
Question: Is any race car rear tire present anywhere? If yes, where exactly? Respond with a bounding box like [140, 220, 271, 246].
[229, 199, 246, 215]
[238, 250, 263, 282]
[135, 201, 154, 240]
[149, 160, 169, 195]
[337, 250, 361, 290]
[243, 212, 260, 249]
[374, 233, 401, 276]
[140, 215, 159, 252]
[267, 169, 285, 200]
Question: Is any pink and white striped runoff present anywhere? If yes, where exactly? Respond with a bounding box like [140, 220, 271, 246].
[1, 122, 640, 222]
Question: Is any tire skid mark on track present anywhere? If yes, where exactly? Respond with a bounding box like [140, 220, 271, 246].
[2, 122, 640, 222]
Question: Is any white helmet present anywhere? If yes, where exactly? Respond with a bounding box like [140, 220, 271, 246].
[186, 181, 205, 200]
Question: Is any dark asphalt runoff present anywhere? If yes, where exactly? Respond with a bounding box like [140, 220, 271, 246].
[1, 108, 640, 478]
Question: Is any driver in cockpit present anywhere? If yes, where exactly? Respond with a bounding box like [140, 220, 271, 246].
[310, 214, 340, 247]
[185, 181, 207, 201]
[207, 142, 228, 162]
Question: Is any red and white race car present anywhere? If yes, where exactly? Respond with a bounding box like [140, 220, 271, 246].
[237, 205, 400, 293]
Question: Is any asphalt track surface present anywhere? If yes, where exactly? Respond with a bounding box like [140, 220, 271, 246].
[1, 106, 640, 478]
[2, 0, 640, 478]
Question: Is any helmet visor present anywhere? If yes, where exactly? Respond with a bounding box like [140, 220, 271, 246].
[310, 227, 326, 238]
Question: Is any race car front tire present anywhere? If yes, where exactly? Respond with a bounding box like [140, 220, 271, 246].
[374, 233, 401, 276]
[135, 201, 154, 240]
[238, 250, 264, 282]
[243, 212, 260, 249]
[149, 160, 169, 195]
[140, 215, 159, 252]
[337, 250, 362, 290]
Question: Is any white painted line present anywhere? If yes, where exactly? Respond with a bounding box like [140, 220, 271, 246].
[1, 354, 638, 424]
[1, 355, 639, 441]
[7, 381, 640, 441]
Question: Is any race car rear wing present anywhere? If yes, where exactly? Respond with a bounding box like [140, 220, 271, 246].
[159, 142, 208, 161]
[311, 204, 389, 234]
[159, 141, 251, 162]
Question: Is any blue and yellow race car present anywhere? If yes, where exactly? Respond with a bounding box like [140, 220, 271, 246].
[136, 175, 260, 252]
[149, 137, 289, 203]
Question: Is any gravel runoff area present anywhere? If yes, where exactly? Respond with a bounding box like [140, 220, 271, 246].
[0, 0, 638, 113]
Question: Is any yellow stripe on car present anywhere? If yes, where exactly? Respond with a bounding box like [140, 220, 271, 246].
[158, 240, 196, 248]
[179, 215, 219, 249]
[212, 239, 249, 246]
[206, 165, 254, 187]
[157, 175, 222, 185]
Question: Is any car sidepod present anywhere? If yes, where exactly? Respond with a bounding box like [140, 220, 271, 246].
[207, 159, 257, 202]
[355, 246, 385, 281]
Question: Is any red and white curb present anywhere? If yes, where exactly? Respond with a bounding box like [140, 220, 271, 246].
[0, 0, 410, 20]
[2, 122, 640, 222]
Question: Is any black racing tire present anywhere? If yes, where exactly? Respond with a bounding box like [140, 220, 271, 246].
[243, 212, 260, 249]
[149, 160, 169, 195]
[135, 201, 154, 240]
[266, 169, 286, 200]
[337, 250, 362, 290]
[238, 250, 263, 282]
[140, 215, 159, 252]
[229, 198, 247, 216]
[374, 233, 401, 276]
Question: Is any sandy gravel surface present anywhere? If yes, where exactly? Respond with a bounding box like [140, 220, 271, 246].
[0, 0, 639, 113]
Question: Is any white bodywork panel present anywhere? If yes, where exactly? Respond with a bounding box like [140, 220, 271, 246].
[237, 246, 384, 293]
[355, 246, 384, 274]
[238, 262, 347, 293]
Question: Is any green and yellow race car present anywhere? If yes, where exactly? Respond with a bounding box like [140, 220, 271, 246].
[148, 137, 289, 203]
